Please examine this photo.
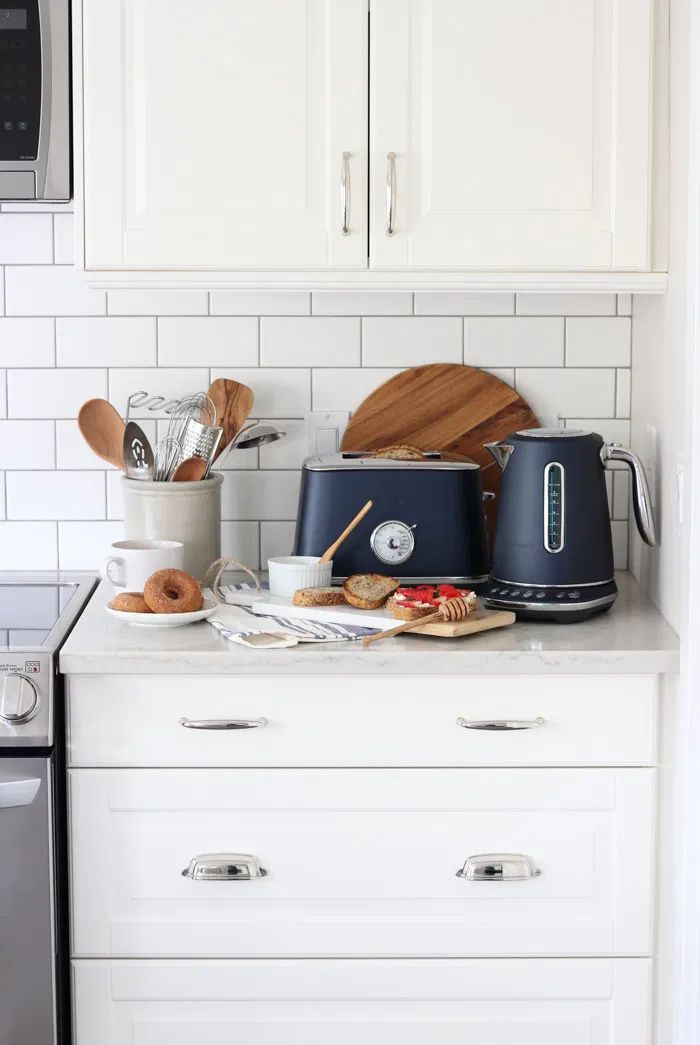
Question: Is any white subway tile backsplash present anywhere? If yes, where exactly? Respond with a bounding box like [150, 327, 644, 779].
[211, 291, 310, 315]
[260, 520, 296, 563]
[107, 290, 208, 316]
[515, 368, 616, 418]
[7, 471, 105, 520]
[516, 293, 617, 316]
[616, 369, 631, 417]
[158, 317, 258, 367]
[57, 317, 157, 367]
[212, 368, 311, 417]
[8, 368, 107, 418]
[565, 418, 631, 446]
[53, 213, 74, 264]
[363, 317, 462, 366]
[58, 521, 122, 570]
[414, 292, 514, 316]
[0, 421, 55, 469]
[0, 318, 54, 366]
[261, 317, 360, 367]
[566, 318, 631, 367]
[611, 520, 629, 570]
[221, 471, 301, 521]
[222, 521, 260, 569]
[108, 368, 210, 419]
[313, 368, 401, 412]
[258, 419, 306, 470]
[0, 522, 57, 569]
[0, 222, 633, 570]
[0, 214, 53, 263]
[466, 318, 564, 367]
[5, 266, 106, 316]
[312, 291, 412, 316]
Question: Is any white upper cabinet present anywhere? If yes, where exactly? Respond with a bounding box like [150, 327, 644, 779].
[76, 0, 663, 286]
[371, 0, 654, 272]
[80, 0, 368, 270]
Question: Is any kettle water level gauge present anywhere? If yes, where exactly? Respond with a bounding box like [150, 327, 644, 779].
[370, 520, 416, 565]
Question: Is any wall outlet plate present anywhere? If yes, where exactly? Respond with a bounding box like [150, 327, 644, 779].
[305, 411, 351, 457]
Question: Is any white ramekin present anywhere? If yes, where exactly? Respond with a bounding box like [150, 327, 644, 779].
[267, 556, 333, 598]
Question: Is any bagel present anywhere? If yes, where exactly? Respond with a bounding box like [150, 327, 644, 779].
[143, 569, 204, 614]
[111, 592, 153, 614]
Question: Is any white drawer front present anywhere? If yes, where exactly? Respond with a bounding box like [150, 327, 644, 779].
[69, 768, 654, 958]
[67, 674, 657, 767]
[72, 958, 652, 1045]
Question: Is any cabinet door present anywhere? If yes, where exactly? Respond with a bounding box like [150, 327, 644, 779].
[73, 958, 653, 1045]
[371, 0, 653, 270]
[81, 0, 367, 270]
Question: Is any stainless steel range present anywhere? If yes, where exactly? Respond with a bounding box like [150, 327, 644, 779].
[0, 573, 96, 1045]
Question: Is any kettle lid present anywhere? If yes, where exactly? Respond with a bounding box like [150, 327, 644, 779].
[516, 427, 591, 439]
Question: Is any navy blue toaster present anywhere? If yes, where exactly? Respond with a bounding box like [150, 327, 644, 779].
[293, 452, 490, 583]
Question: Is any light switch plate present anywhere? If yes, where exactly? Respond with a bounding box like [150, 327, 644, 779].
[305, 411, 351, 457]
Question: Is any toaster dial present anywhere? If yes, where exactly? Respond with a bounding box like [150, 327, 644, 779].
[370, 520, 415, 565]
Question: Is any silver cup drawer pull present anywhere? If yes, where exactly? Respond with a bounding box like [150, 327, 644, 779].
[456, 853, 542, 881]
[182, 853, 267, 881]
[456, 716, 546, 731]
[179, 717, 268, 731]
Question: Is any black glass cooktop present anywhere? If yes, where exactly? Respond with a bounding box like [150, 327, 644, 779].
[0, 582, 78, 648]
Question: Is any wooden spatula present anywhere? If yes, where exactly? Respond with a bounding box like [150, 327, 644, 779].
[172, 457, 208, 481]
[78, 399, 126, 470]
[362, 596, 475, 647]
[208, 379, 254, 460]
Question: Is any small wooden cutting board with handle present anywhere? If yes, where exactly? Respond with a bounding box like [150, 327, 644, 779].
[411, 607, 515, 637]
[341, 363, 540, 543]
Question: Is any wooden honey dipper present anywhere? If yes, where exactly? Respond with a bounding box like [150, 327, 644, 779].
[362, 596, 476, 648]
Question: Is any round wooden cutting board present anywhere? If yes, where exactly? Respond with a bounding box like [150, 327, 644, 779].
[341, 364, 540, 544]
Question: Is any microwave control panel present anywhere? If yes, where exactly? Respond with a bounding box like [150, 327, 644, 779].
[0, 4, 40, 162]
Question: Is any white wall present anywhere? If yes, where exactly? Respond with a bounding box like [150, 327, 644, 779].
[0, 215, 634, 573]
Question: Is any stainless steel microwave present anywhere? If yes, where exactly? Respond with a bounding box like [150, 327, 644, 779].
[0, 0, 69, 201]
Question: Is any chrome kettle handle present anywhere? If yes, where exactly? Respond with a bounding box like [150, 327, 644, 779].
[602, 443, 657, 546]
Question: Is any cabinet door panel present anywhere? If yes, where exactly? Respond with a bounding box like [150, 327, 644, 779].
[69, 768, 654, 958]
[82, 0, 367, 269]
[371, 0, 653, 270]
[73, 958, 653, 1045]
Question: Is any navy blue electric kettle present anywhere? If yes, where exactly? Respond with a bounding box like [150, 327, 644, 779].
[483, 428, 656, 622]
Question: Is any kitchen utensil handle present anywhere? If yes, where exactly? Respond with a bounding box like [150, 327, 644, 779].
[456, 854, 542, 881]
[386, 152, 397, 235]
[182, 853, 267, 881]
[602, 443, 657, 546]
[456, 716, 546, 731]
[179, 717, 268, 730]
[341, 151, 351, 235]
[362, 609, 443, 648]
[319, 499, 374, 564]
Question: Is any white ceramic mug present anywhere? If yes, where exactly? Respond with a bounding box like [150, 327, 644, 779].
[103, 540, 185, 591]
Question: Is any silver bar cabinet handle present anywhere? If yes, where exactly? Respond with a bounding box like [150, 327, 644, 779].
[386, 151, 397, 235]
[341, 151, 351, 235]
[179, 717, 268, 731]
[182, 853, 267, 881]
[456, 853, 542, 881]
[456, 716, 546, 731]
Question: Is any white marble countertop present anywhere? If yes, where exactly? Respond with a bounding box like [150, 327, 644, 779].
[59, 571, 679, 676]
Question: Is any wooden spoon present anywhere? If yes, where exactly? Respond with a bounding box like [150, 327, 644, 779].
[207, 378, 254, 460]
[172, 456, 208, 482]
[78, 399, 126, 470]
[319, 500, 373, 564]
[362, 596, 475, 648]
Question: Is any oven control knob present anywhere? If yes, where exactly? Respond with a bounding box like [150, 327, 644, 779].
[0, 674, 38, 724]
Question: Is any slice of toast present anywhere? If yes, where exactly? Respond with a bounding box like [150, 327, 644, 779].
[371, 444, 425, 461]
[343, 574, 400, 610]
[386, 595, 434, 621]
[292, 587, 347, 607]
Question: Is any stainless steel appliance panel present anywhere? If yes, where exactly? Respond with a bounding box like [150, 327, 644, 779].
[0, 756, 56, 1045]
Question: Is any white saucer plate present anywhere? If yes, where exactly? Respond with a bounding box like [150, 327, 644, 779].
[105, 598, 217, 627]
